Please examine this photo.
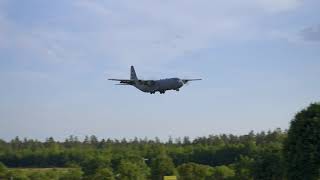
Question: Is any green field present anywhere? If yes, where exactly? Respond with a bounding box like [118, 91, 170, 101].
[1, 167, 81, 180]
[9, 167, 71, 172]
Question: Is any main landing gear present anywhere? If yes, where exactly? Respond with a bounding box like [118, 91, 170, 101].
[149, 90, 166, 94]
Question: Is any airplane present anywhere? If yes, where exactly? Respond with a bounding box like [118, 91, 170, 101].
[108, 66, 201, 94]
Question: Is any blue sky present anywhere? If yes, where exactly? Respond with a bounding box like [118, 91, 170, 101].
[0, 0, 319, 141]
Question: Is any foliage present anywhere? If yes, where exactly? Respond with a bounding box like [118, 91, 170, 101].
[4, 102, 320, 179]
[59, 168, 83, 180]
[211, 165, 235, 180]
[92, 168, 115, 180]
[0, 128, 287, 180]
[150, 154, 177, 180]
[177, 162, 213, 180]
[0, 162, 8, 178]
[252, 145, 284, 180]
[233, 155, 254, 180]
[283, 103, 320, 180]
[116, 160, 149, 180]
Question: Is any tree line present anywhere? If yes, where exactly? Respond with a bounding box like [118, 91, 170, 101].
[0, 103, 319, 180]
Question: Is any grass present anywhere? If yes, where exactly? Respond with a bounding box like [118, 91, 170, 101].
[9, 167, 72, 172]
[5, 167, 79, 179]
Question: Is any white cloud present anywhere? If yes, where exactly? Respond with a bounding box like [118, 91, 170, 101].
[268, 24, 320, 45]
[72, 0, 303, 67]
[257, 0, 301, 13]
[0, 0, 304, 68]
[300, 24, 320, 42]
[72, 1, 242, 66]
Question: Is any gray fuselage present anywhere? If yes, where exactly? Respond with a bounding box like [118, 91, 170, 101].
[133, 78, 183, 93]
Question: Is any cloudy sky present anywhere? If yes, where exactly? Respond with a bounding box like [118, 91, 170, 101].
[0, 0, 319, 141]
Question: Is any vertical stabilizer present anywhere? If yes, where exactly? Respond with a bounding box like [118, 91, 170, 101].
[130, 66, 138, 80]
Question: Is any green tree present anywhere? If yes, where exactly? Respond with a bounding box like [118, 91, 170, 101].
[0, 162, 8, 178]
[283, 103, 320, 180]
[177, 162, 213, 180]
[211, 165, 235, 180]
[151, 155, 177, 180]
[0, 127, 290, 179]
[252, 145, 284, 180]
[116, 160, 148, 180]
[81, 155, 111, 175]
[233, 156, 254, 180]
[92, 168, 115, 180]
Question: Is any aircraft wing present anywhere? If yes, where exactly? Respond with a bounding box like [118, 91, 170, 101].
[108, 79, 134, 85]
[137, 80, 156, 86]
[181, 79, 202, 83]
[108, 79, 156, 86]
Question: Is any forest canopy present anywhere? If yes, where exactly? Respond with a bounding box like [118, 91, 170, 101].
[0, 102, 319, 180]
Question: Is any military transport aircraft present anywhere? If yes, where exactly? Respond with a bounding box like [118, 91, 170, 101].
[109, 66, 201, 94]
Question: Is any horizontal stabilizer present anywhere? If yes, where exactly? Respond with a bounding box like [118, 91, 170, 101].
[108, 79, 135, 85]
[108, 78, 131, 81]
[183, 79, 202, 81]
[181, 79, 202, 84]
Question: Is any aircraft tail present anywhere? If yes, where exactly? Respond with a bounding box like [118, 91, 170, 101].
[130, 66, 138, 80]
